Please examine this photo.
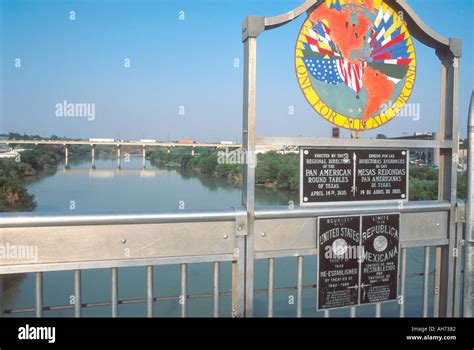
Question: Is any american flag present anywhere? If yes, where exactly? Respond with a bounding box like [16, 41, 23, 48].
[304, 57, 366, 93]
[335, 60, 367, 93]
[303, 58, 343, 85]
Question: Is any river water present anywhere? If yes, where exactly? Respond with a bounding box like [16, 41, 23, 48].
[3, 157, 434, 317]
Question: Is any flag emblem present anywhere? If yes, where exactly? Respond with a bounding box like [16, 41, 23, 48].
[295, 0, 416, 131]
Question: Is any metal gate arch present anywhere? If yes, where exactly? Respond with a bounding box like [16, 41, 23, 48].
[240, 0, 464, 317]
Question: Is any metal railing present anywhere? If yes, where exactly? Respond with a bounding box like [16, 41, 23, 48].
[0, 200, 465, 317]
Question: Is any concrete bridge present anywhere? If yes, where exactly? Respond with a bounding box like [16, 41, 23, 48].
[0, 139, 242, 169]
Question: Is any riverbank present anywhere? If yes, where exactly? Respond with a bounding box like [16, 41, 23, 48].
[0, 133, 91, 212]
[0, 147, 63, 211]
[149, 148, 468, 201]
[148, 149, 299, 192]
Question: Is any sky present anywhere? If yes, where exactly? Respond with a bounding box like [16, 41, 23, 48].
[0, 0, 473, 142]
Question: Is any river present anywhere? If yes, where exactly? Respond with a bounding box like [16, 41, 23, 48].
[3, 157, 434, 317]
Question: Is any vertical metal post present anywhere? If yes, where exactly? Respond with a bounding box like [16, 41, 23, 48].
[35, 272, 43, 318]
[146, 265, 153, 318]
[231, 261, 239, 317]
[436, 40, 461, 317]
[213, 262, 219, 318]
[433, 247, 442, 317]
[454, 218, 464, 317]
[0, 275, 4, 318]
[267, 258, 274, 318]
[423, 247, 430, 317]
[241, 16, 263, 317]
[375, 303, 381, 318]
[464, 92, 474, 317]
[399, 248, 407, 317]
[232, 210, 247, 317]
[180, 263, 187, 317]
[296, 256, 303, 318]
[111, 267, 118, 317]
[74, 270, 81, 317]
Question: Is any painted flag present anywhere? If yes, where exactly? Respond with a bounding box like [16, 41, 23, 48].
[336, 60, 367, 93]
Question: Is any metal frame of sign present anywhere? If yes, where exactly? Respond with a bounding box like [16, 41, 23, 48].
[317, 213, 401, 311]
[300, 147, 410, 207]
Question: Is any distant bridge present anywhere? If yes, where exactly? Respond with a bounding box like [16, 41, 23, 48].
[58, 167, 175, 178]
[0, 139, 241, 148]
[0, 139, 242, 168]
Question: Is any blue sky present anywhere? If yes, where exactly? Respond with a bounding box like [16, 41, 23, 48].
[1, 0, 473, 141]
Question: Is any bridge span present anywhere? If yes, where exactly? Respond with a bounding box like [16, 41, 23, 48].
[0, 139, 242, 169]
[0, 140, 241, 148]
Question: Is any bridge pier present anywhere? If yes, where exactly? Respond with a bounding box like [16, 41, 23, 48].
[192, 147, 195, 157]
[64, 146, 70, 169]
[117, 145, 121, 169]
[142, 146, 146, 169]
[91, 145, 96, 169]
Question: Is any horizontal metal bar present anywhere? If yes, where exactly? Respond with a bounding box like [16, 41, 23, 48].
[256, 136, 454, 149]
[4, 284, 320, 315]
[12, 276, 437, 316]
[254, 244, 445, 260]
[255, 201, 451, 220]
[0, 202, 448, 228]
[401, 239, 449, 248]
[0, 254, 234, 274]
[255, 249, 317, 260]
[0, 208, 242, 228]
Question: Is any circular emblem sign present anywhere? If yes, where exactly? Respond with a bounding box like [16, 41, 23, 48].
[295, 0, 416, 130]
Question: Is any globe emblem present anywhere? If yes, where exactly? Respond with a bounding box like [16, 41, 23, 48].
[373, 235, 388, 252]
[332, 238, 349, 257]
[295, 0, 416, 130]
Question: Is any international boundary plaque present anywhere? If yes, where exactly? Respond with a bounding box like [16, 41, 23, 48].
[317, 213, 400, 311]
